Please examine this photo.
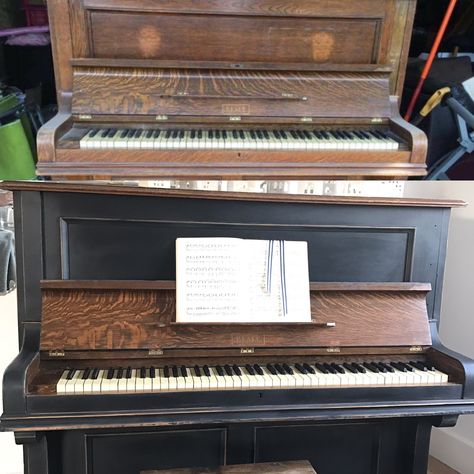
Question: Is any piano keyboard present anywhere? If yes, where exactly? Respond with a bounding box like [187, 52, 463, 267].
[56, 361, 448, 394]
[79, 128, 400, 151]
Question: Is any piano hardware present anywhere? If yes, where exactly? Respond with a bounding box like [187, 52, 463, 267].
[1, 183, 474, 474]
[38, 0, 427, 178]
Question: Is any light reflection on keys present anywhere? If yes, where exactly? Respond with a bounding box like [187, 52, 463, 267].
[79, 128, 400, 151]
[56, 361, 449, 395]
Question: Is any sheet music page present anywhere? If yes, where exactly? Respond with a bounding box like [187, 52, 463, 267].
[176, 238, 311, 323]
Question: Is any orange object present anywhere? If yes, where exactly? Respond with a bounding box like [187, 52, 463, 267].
[404, 0, 459, 121]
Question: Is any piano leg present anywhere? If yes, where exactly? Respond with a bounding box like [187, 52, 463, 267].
[14, 432, 49, 474]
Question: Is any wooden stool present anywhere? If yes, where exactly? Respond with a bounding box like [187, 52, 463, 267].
[142, 460, 316, 474]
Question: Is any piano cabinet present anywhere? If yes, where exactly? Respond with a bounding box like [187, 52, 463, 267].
[38, 0, 427, 179]
[2, 183, 474, 474]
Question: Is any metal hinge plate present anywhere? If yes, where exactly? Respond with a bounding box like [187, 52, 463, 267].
[78, 114, 92, 120]
[409, 346, 423, 352]
[155, 115, 168, 121]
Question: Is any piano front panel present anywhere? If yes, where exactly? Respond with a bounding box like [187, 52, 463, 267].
[71, 65, 391, 119]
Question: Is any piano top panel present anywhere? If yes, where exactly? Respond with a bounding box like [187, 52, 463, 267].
[48, 0, 417, 102]
[39, 281, 432, 351]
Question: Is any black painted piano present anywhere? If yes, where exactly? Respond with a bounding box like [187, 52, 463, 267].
[1, 182, 474, 474]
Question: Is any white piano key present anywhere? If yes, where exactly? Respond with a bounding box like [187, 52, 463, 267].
[56, 370, 70, 394]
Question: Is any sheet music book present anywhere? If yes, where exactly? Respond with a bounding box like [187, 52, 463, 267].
[176, 237, 311, 323]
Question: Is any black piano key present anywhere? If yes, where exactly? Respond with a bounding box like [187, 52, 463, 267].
[149, 367, 156, 378]
[171, 365, 179, 378]
[239, 130, 245, 139]
[373, 362, 387, 373]
[190, 130, 196, 139]
[146, 130, 153, 139]
[421, 362, 436, 371]
[172, 130, 179, 139]
[262, 130, 270, 139]
[245, 364, 255, 376]
[107, 368, 114, 379]
[398, 362, 414, 372]
[194, 365, 202, 377]
[120, 129, 129, 138]
[163, 366, 170, 378]
[153, 129, 161, 138]
[82, 368, 91, 379]
[280, 130, 288, 139]
[135, 130, 144, 139]
[125, 367, 132, 378]
[222, 130, 227, 139]
[351, 363, 366, 373]
[116, 367, 123, 379]
[215, 130, 221, 139]
[360, 130, 371, 139]
[100, 129, 110, 138]
[282, 363, 294, 375]
[379, 362, 395, 373]
[224, 364, 233, 376]
[91, 368, 99, 379]
[296, 130, 306, 140]
[88, 129, 99, 138]
[266, 364, 278, 375]
[274, 364, 286, 375]
[390, 362, 407, 372]
[315, 363, 329, 374]
[321, 130, 330, 139]
[331, 363, 345, 374]
[302, 130, 312, 139]
[208, 130, 214, 139]
[216, 365, 225, 376]
[203, 365, 211, 377]
[180, 365, 188, 377]
[256, 130, 264, 139]
[66, 368, 76, 380]
[250, 130, 257, 139]
[197, 130, 203, 139]
[178, 130, 185, 139]
[165, 130, 172, 138]
[410, 361, 428, 372]
[302, 363, 315, 374]
[232, 130, 238, 139]
[362, 362, 379, 373]
[352, 130, 364, 139]
[312, 130, 323, 139]
[273, 130, 281, 139]
[107, 129, 117, 138]
[232, 364, 242, 376]
[253, 364, 264, 376]
[342, 363, 358, 374]
[323, 363, 337, 374]
[295, 363, 307, 374]
[290, 130, 299, 139]
[139, 367, 146, 378]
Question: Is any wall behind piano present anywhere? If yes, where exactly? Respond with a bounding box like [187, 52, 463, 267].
[404, 182, 474, 474]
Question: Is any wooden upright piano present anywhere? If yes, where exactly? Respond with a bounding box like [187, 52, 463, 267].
[38, 0, 427, 179]
[1, 182, 474, 474]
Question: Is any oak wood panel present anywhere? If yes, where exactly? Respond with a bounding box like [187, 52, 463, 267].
[71, 67, 390, 118]
[36, 112, 72, 164]
[39, 283, 432, 351]
[83, 0, 387, 18]
[90, 12, 378, 64]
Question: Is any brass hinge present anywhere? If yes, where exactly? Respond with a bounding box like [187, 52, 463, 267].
[301, 117, 313, 123]
[48, 350, 65, 357]
[371, 117, 383, 124]
[229, 116, 242, 121]
[409, 346, 423, 352]
[149, 349, 164, 356]
[240, 348, 254, 354]
[326, 347, 341, 353]
[155, 115, 168, 121]
[78, 114, 92, 120]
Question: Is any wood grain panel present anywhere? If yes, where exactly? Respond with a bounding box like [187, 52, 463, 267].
[90, 12, 378, 64]
[39, 282, 432, 351]
[72, 66, 390, 118]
